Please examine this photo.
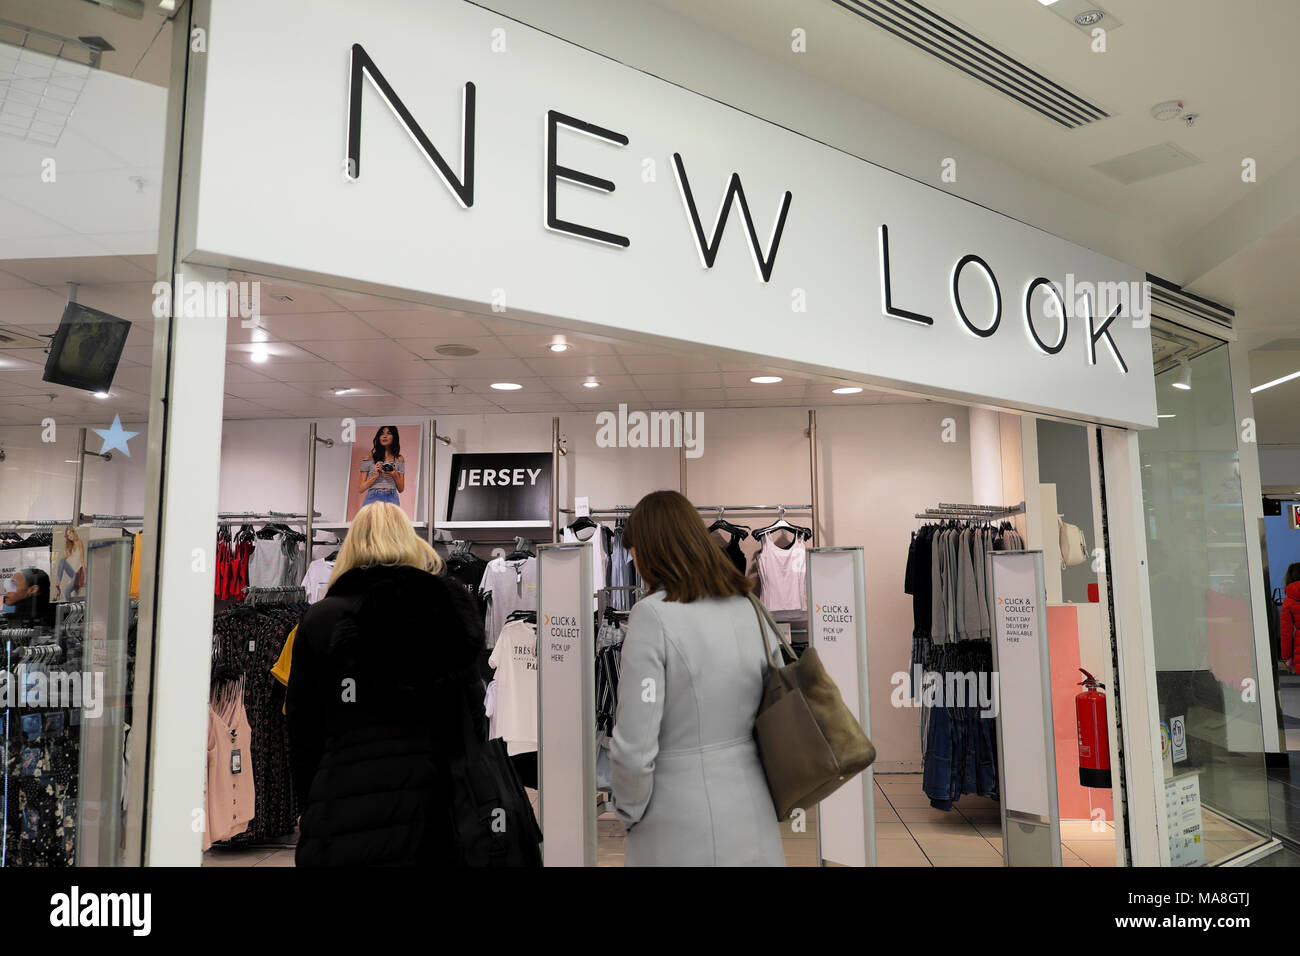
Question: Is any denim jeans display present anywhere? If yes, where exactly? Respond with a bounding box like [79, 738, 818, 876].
[920, 642, 999, 811]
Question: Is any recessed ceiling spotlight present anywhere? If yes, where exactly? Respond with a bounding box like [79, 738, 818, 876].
[491, 382, 523, 391]
[333, 387, 357, 396]
[250, 347, 269, 363]
[832, 386, 864, 395]
[582, 380, 600, 389]
[1074, 9, 1104, 25]
[1036, 0, 1059, 5]
[549, 338, 571, 352]
[434, 343, 480, 357]
[1157, 414, 1176, 419]
[750, 376, 783, 384]
[93, 391, 109, 399]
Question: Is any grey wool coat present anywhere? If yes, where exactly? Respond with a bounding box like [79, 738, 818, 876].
[610, 590, 786, 866]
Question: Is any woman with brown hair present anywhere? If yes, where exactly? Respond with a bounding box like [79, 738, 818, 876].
[610, 490, 785, 866]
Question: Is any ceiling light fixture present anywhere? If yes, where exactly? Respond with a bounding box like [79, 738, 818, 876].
[250, 347, 269, 363]
[750, 376, 783, 384]
[582, 380, 600, 389]
[491, 382, 522, 391]
[93, 391, 109, 399]
[1251, 369, 1300, 394]
[832, 386, 864, 395]
[333, 387, 357, 396]
[1036, 0, 1060, 5]
[1074, 9, 1104, 25]
[1157, 414, 1176, 419]
[1171, 359, 1192, 390]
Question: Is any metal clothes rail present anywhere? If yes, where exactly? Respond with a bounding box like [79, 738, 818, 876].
[913, 501, 1026, 520]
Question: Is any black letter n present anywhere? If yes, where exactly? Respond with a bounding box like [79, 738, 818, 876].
[346, 43, 475, 208]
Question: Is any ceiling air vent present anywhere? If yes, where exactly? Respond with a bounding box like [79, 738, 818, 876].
[828, 0, 1111, 129]
[434, 344, 480, 357]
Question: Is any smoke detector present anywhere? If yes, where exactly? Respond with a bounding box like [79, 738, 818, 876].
[1150, 100, 1185, 121]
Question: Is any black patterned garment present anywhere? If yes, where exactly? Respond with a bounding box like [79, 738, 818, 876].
[211, 603, 306, 844]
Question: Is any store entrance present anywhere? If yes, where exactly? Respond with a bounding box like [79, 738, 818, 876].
[171, 268, 1141, 868]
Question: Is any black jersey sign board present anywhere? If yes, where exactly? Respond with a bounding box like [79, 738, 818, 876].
[446, 452, 552, 523]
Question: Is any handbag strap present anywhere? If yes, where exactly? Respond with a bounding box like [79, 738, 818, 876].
[746, 592, 797, 667]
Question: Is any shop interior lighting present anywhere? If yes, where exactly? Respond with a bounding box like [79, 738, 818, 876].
[750, 376, 783, 384]
[1171, 359, 1191, 390]
[832, 386, 864, 394]
[1036, 0, 1060, 5]
[582, 380, 600, 388]
[1157, 413, 1176, 419]
[333, 387, 357, 396]
[93, 391, 109, 399]
[548, 338, 571, 352]
[490, 382, 522, 390]
[1251, 369, 1300, 394]
[250, 347, 269, 363]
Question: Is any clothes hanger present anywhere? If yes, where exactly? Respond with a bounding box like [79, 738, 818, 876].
[506, 537, 535, 560]
[506, 608, 537, 624]
[567, 516, 597, 534]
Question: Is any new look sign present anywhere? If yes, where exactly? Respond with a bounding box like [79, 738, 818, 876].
[186, 0, 1156, 428]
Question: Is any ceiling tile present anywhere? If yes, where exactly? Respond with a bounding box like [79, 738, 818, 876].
[422, 357, 536, 379]
[227, 341, 320, 364]
[0, 286, 69, 325]
[228, 311, 384, 343]
[270, 362, 356, 384]
[305, 339, 421, 363]
[522, 354, 628, 377]
[497, 333, 619, 358]
[332, 359, 439, 381]
[399, 336, 516, 360]
[620, 354, 722, 374]
[632, 371, 725, 389]
[357, 309, 491, 338]
[0, 255, 153, 287]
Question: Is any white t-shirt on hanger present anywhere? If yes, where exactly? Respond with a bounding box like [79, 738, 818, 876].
[487, 619, 538, 756]
[301, 557, 335, 603]
[480, 556, 538, 649]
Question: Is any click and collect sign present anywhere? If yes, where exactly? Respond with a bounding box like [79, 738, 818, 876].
[988, 549, 1061, 866]
[807, 547, 875, 868]
[536, 541, 595, 866]
[445, 452, 551, 524]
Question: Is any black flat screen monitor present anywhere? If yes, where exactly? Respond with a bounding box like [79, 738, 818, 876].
[41, 302, 131, 393]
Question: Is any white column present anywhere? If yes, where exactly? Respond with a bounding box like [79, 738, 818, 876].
[1229, 339, 1282, 756]
[128, 0, 230, 866]
[1100, 428, 1169, 866]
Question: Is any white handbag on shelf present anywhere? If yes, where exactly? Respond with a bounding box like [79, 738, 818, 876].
[1058, 514, 1087, 567]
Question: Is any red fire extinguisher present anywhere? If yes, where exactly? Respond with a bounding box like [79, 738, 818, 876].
[1076, 668, 1111, 789]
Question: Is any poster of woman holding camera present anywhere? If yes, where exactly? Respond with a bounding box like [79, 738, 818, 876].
[345, 424, 421, 522]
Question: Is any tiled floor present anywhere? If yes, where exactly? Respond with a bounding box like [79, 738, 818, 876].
[200, 772, 1265, 867]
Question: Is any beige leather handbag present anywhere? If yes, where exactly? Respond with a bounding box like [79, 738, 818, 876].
[747, 593, 876, 821]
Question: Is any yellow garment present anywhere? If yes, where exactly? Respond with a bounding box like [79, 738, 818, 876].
[271, 626, 297, 714]
[129, 532, 143, 599]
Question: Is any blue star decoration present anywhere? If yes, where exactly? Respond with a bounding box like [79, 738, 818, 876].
[93, 415, 139, 457]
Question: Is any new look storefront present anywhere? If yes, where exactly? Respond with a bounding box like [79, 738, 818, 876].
[116, 0, 1247, 867]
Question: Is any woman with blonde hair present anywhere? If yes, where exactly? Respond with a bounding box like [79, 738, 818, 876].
[287, 502, 486, 866]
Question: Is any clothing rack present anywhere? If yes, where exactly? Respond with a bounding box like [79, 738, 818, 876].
[561, 504, 813, 519]
[913, 501, 1025, 520]
[218, 511, 320, 523]
[242, 585, 306, 605]
[597, 585, 639, 620]
[0, 520, 68, 530]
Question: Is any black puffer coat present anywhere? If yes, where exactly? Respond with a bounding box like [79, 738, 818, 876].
[286, 564, 486, 866]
